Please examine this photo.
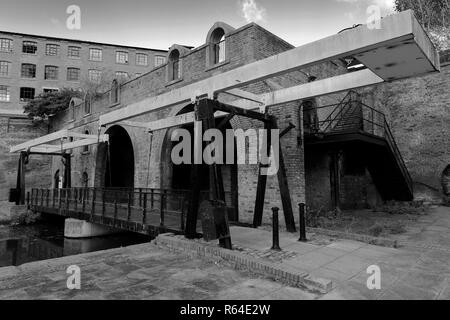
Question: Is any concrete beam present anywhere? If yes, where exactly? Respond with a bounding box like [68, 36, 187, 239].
[99, 10, 438, 126]
[222, 89, 264, 104]
[10, 129, 69, 153]
[127, 69, 383, 132]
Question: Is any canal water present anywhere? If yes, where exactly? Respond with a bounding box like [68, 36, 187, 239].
[0, 216, 151, 267]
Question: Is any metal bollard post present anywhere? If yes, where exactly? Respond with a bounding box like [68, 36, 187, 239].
[271, 207, 281, 251]
[298, 203, 307, 242]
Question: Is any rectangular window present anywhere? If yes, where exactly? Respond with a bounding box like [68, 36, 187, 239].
[0, 85, 10, 102]
[89, 48, 102, 61]
[20, 87, 35, 101]
[43, 88, 59, 94]
[88, 69, 102, 84]
[116, 51, 129, 64]
[67, 67, 80, 81]
[68, 46, 81, 58]
[46, 44, 60, 56]
[135, 53, 148, 66]
[0, 61, 11, 76]
[21, 63, 36, 78]
[44, 66, 58, 80]
[22, 41, 37, 54]
[115, 71, 128, 80]
[0, 38, 12, 52]
[155, 55, 166, 67]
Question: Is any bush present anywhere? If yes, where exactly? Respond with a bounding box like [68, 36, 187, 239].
[374, 200, 427, 215]
[386, 221, 407, 234]
[368, 223, 384, 237]
[23, 88, 83, 123]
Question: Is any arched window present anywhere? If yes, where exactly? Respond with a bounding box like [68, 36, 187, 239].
[211, 28, 226, 64]
[206, 23, 234, 67]
[82, 172, 89, 188]
[83, 129, 90, 153]
[110, 79, 119, 105]
[54, 170, 62, 189]
[84, 94, 91, 115]
[168, 50, 181, 81]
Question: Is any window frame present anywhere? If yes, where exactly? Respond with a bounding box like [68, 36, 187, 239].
[45, 44, 60, 56]
[67, 67, 81, 81]
[0, 38, 12, 52]
[0, 85, 10, 102]
[89, 48, 103, 61]
[116, 51, 129, 64]
[155, 55, 166, 67]
[88, 69, 102, 84]
[68, 46, 81, 58]
[44, 65, 59, 80]
[135, 53, 148, 66]
[22, 41, 38, 54]
[0, 61, 11, 77]
[21, 63, 37, 78]
[20, 87, 35, 102]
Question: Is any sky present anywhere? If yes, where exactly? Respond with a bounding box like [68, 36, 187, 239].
[0, 0, 396, 50]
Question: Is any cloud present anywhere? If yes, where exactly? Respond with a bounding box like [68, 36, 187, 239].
[240, 0, 267, 23]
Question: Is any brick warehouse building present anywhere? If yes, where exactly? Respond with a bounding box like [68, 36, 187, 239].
[4, 16, 449, 226]
[0, 31, 167, 220]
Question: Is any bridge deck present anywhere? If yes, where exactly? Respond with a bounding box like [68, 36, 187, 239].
[29, 188, 239, 236]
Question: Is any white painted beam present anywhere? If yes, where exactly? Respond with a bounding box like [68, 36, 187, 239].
[222, 89, 264, 104]
[10, 129, 69, 153]
[99, 10, 438, 126]
[127, 69, 383, 132]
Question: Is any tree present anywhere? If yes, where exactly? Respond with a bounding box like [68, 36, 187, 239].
[394, 0, 450, 50]
[23, 88, 82, 123]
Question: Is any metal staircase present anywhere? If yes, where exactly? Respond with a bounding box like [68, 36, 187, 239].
[305, 91, 413, 201]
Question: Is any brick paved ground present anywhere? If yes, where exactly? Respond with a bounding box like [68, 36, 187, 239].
[0, 242, 317, 300]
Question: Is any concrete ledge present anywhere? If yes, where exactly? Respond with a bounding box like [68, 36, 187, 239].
[306, 227, 398, 248]
[64, 218, 123, 238]
[154, 233, 333, 294]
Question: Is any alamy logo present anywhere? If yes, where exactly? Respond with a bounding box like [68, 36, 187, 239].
[366, 5, 382, 30]
[66, 265, 81, 290]
[366, 265, 381, 290]
[66, 5, 81, 30]
[170, 121, 280, 175]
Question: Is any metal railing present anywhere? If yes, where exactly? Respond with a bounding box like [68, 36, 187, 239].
[305, 94, 413, 192]
[29, 187, 238, 232]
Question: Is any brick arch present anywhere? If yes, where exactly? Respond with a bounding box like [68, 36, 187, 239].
[205, 22, 235, 44]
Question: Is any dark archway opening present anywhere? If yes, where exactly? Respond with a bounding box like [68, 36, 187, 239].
[162, 104, 239, 220]
[105, 125, 135, 189]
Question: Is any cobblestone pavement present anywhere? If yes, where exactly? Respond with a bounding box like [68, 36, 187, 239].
[0, 243, 318, 300]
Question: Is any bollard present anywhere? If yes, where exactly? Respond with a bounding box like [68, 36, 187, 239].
[298, 203, 307, 242]
[271, 207, 281, 251]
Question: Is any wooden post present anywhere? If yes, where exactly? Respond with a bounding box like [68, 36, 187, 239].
[46, 189, 50, 207]
[102, 189, 106, 217]
[151, 189, 154, 209]
[65, 190, 69, 211]
[127, 191, 132, 221]
[253, 119, 271, 227]
[139, 188, 143, 206]
[91, 189, 96, 218]
[58, 189, 62, 210]
[74, 188, 78, 211]
[160, 190, 166, 227]
[82, 188, 86, 213]
[63, 153, 71, 188]
[270, 116, 296, 232]
[26, 191, 30, 209]
[142, 193, 147, 225]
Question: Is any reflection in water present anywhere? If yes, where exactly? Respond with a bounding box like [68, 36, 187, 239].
[0, 221, 151, 267]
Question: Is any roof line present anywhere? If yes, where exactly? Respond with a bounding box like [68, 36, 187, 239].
[0, 29, 169, 52]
